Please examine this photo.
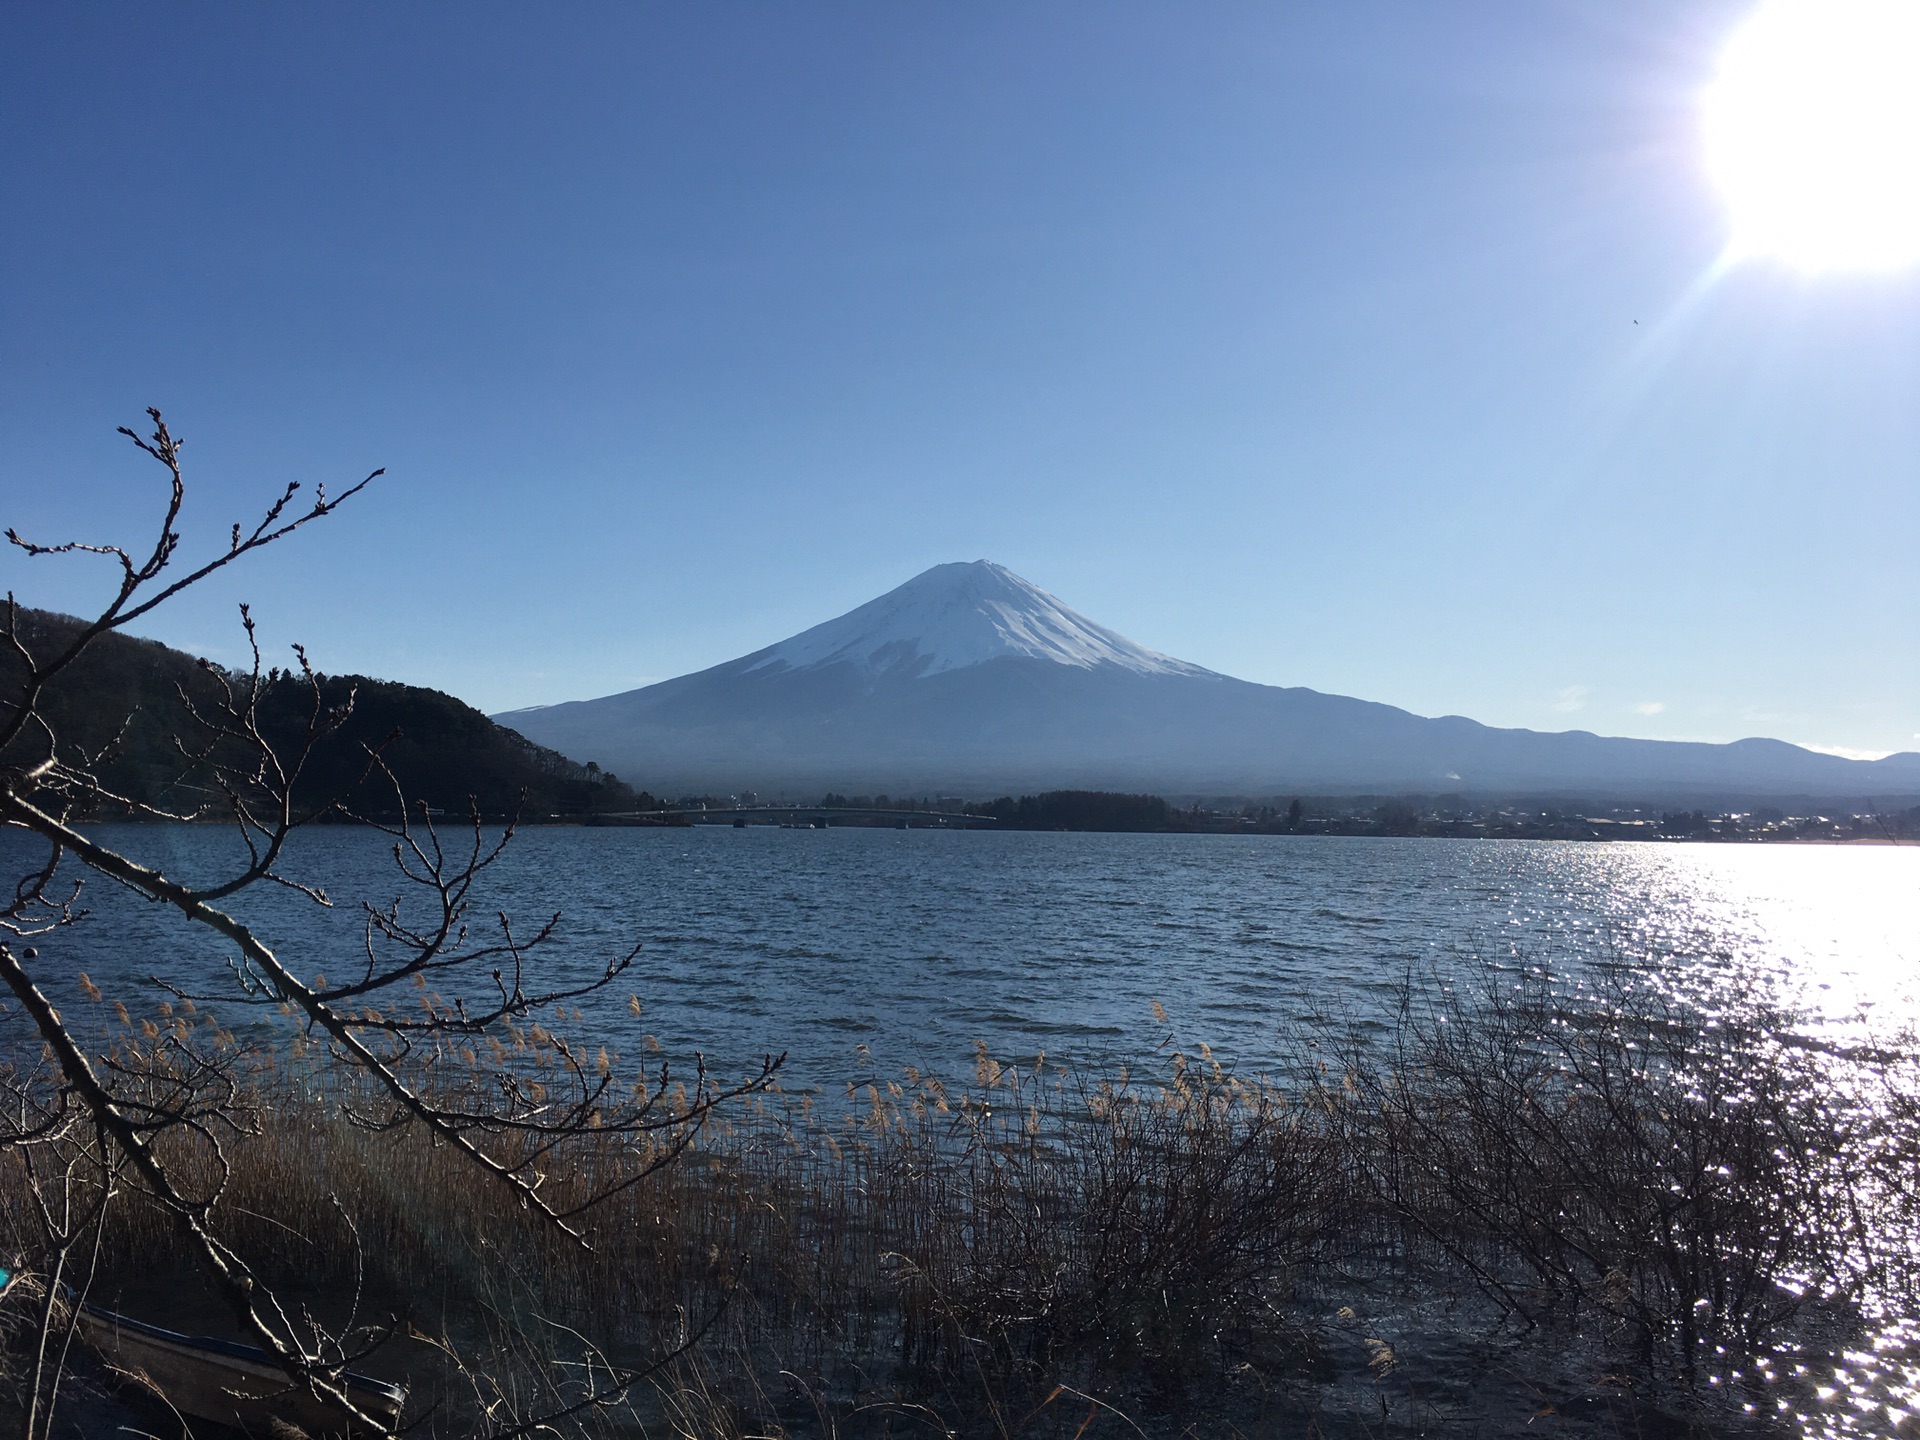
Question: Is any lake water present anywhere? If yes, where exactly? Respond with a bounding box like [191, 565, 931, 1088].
[8, 823, 1916, 1090]
[8, 823, 1919, 1437]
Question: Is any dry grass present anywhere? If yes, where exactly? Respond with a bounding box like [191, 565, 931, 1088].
[4, 970, 1916, 1438]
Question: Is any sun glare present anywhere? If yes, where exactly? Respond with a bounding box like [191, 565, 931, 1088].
[1703, 0, 1920, 272]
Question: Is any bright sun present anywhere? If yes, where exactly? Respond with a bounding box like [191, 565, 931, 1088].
[1703, 0, 1920, 272]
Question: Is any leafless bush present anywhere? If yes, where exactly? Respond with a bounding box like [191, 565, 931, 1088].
[5, 972, 1913, 1436]
[0, 412, 778, 1439]
[1332, 965, 1891, 1381]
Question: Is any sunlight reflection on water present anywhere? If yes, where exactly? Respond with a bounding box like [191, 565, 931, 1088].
[10, 826, 1917, 1081]
[8, 826, 1917, 1436]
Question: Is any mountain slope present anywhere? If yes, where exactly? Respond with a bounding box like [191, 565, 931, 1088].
[1, 609, 646, 818]
[500, 563, 1920, 800]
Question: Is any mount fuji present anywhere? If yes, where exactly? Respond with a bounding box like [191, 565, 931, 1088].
[498, 562, 1920, 800]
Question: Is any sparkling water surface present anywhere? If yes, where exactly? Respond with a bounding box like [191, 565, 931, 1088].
[8, 824, 1919, 1436]
[12, 824, 1916, 1087]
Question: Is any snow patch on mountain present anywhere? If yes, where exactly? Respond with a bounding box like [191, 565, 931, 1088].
[741, 561, 1214, 679]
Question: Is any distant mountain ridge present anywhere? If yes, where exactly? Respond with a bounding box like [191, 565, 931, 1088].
[500, 562, 1920, 802]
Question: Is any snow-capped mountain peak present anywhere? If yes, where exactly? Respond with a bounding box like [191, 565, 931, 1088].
[740, 560, 1213, 679]
[499, 560, 1920, 799]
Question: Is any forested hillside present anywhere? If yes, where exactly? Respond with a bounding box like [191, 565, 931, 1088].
[0, 609, 648, 819]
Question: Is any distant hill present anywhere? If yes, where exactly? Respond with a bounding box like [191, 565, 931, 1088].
[964, 790, 1174, 832]
[499, 561, 1920, 804]
[1, 609, 648, 820]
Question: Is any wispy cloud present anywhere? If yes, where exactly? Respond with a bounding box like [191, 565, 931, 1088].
[1550, 685, 1589, 714]
[1633, 700, 1665, 716]
[1798, 742, 1893, 762]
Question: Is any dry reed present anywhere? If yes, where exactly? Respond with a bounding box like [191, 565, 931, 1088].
[4, 967, 1915, 1438]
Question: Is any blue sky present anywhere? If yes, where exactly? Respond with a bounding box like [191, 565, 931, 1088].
[3, 2, 1915, 758]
